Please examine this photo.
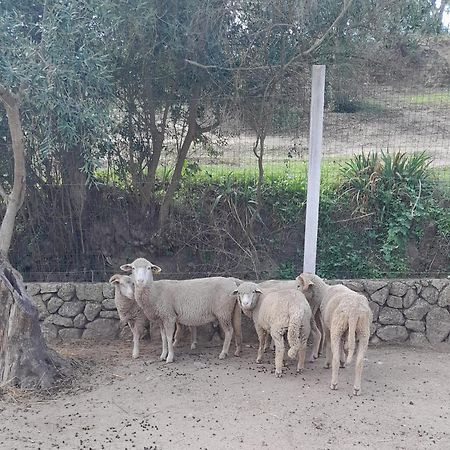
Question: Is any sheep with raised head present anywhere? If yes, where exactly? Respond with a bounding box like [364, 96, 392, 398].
[297, 273, 372, 395]
[109, 274, 147, 359]
[234, 282, 311, 377]
[257, 279, 322, 360]
[120, 258, 242, 363]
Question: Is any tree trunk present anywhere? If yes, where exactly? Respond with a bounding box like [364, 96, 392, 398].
[0, 257, 70, 389]
[0, 86, 26, 257]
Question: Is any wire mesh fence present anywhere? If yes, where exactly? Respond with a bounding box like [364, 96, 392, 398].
[8, 63, 449, 282]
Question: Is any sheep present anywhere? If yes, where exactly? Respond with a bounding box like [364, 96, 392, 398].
[297, 273, 372, 395]
[120, 258, 242, 363]
[257, 279, 322, 360]
[234, 282, 311, 377]
[109, 274, 147, 359]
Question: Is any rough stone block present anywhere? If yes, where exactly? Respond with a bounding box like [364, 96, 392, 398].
[84, 303, 102, 321]
[404, 299, 431, 320]
[73, 313, 88, 328]
[364, 280, 388, 295]
[405, 319, 425, 333]
[343, 281, 364, 292]
[390, 281, 408, 297]
[47, 296, 64, 314]
[45, 314, 73, 328]
[82, 318, 120, 340]
[426, 307, 450, 344]
[26, 283, 41, 296]
[102, 298, 117, 310]
[33, 295, 49, 320]
[387, 295, 403, 308]
[409, 332, 429, 347]
[59, 301, 85, 318]
[431, 280, 448, 291]
[40, 322, 59, 342]
[58, 328, 83, 340]
[103, 283, 115, 299]
[403, 288, 416, 309]
[369, 302, 380, 322]
[438, 285, 450, 308]
[58, 284, 76, 301]
[76, 283, 104, 302]
[40, 283, 61, 293]
[377, 325, 408, 342]
[43, 293, 53, 302]
[378, 307, 405, 325]
[100, 310, 120, 319]
[371, 287, 389, 305]
[420, 286, 439, 305]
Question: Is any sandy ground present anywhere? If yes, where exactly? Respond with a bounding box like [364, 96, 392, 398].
[0, 338, 449, 450]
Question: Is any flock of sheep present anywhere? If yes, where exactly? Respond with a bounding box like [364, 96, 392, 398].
[109, 257, 373, 395]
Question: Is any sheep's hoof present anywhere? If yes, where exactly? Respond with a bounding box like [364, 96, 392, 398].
[324, 363, 331, 369]
[353, 387, 361, 396]
[308, 357, 315, 363]
[159, 354, 167, 361]
[256, 358, 263, 364]
[340, 362, 346, 369]
[330, 383, 338, 390]
[132, 353, 139, 359]
[166, 355, 174, 363]
[234, 349, 241, 357]
[275, 370, 283, 378]
[296, 368, 303, 374]
[190, 343, 197, 350]
[219, 352, 227, 360]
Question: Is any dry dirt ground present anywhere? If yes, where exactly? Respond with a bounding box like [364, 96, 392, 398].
[0, 338, 449, 450]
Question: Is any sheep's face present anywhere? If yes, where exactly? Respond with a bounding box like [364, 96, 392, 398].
[233, 282, 262, 311]
[120, 258, 162, 287]
[109, 274, 134, 299]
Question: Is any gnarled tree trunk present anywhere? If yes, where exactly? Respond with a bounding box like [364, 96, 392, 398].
[0, 257, 70, 389]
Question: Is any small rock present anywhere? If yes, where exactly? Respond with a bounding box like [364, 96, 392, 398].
[431, 279, 448, 291]
[426, 307, 450, 344]
[409, 332, 429, 347]
[343, 281, 364, 292]
[47, 297, 64, 314]
[58, 328, 83, 340]
[76, 283, 105, 302]
[404, 299, 431, 320]
[42, 293, 53, 302]
[58, 284, 76, 301]
[84, 303, 102, 321]
[403, 288, 416, 309]
[370, 322, 377, 336]
[25, 283, 41, 296]
[100, 310, 120, 319]
[102, 298, 117, 310]
[371, 287, 389, 305]
[378, 307, 405, 325]
[387, 295, 403, 308]
[40, 283, 61, 294]
[405, 319, 425, 333]
[40, 322, 59, 342]
[73, 313, 88, 328]
[45, 314, 73, 328]
[390, 281, 408, 297]
[377, 325, 408, 342]
[103, 283, 115, 299]
[438, 285, 450, 308]
[83, 318, 120, 340]
[420, 286, 439, 305]
[364, 280, 388, 295]
[369, 302, 380, 321]
[59, 301, 85, 318]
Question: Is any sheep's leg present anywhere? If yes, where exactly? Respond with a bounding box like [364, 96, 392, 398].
[173, 323, 182, 347]
[318, 313, 325, 356]
[353, 332, 369, 396]
[218, 319, 233, 360]
[309, 317, 321, 362]
[297, 341, 307, 373]
[263, 333, 270, 353]
[255, 326, 266, 363]
[190, 326, 198, 350]
[130, 322, 140, 359]
[324, 328, 331, 368]
[271, 332, 285, 378]
[330, 330, 343, 390]
[159, 326, 168, 361]
[164, 320, 176, 363]
[339, 338, 346, 368]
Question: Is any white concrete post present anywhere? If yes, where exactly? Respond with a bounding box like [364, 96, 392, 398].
[303, 65, 326, 274]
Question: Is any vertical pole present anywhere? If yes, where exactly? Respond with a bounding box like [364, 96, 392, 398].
[303, 65, 326, 274]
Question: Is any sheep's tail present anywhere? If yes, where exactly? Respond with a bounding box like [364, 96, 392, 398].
[287, 305, 302, 359]
[346, 312, 358, 364]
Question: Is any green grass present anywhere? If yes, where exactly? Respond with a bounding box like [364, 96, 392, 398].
[404, 91, 450, 105]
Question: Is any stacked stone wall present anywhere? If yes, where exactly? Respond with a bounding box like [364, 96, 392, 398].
[26, 278, 450, 346]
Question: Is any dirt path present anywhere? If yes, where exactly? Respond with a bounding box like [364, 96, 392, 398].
[0, 340, 449, 450]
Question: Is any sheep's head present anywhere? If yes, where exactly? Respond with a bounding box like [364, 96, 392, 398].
[120, 258, 162, 287]
[233, 282, 262, 311]
[296, 273, 315, 301]
[109, 274, 134, 300]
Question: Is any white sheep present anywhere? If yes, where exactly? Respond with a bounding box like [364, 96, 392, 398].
[120, 258, 242, 363]
[234, 282, 311, 377]
[257, 279, 321, 360]
[109, 274, 147, 359]
[297, 273, 372, 395]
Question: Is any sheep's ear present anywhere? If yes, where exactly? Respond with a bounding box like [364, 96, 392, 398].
[109, 274, 120, 284]
[297, 274, 313, 291]
[120, 264, 133, 272]
[151, 265, 162, 274]
[255, 288, 263, 294]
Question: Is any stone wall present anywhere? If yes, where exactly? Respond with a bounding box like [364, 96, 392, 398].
[26, 278, 450, 346]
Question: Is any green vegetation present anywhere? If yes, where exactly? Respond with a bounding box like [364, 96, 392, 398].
[405, 91, 450, 105]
